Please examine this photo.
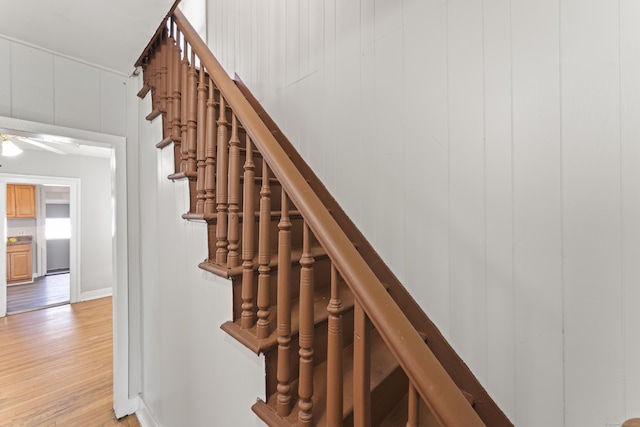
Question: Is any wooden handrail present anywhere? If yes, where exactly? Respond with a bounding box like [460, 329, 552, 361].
[171, 7, 484, 426]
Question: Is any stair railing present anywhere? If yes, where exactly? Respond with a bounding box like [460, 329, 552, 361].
[137, 8, 485, 426]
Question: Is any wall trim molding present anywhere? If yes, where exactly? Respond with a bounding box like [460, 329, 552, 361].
[80, 287, 113, 302]
[135, 399, 160, 427]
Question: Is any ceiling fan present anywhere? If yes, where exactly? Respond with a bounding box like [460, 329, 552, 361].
[0, 133, 70, 156]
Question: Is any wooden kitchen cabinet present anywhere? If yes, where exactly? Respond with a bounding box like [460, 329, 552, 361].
[6, 184, 36, 218]
[7, 243, 33, 284]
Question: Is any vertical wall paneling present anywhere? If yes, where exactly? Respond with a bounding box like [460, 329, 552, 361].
[373, 0, 405, 281]
[308, 0, 324, 75]
[100, 72, 127, 136]
[207, 0, 222, 65]
[1, 38, 125, 136]
[222, 0, 235, 74]
[237, 0, 251, 84]
[298, 0, 310, 78]
[620, 0, 640, 418]
[54, 57, 101, 131]
[334, 0, 362, 224]
[267, 0, 286, 119]
[254, 0, 269, 100]
[10, 43, 54, 124]
[482, 0, 515, 417]
[139, 104, 162, 410]
[322, 0, 337, 193]
[358, 0, 377, 243]
[401, 0, 451, 333]
[249, 0, 258, 93]
[511, 1, 564, 425]
[446, 0, 487, 381]
[285, 0, 300, 86]
[0, 38, 11, 116]
[305, 0, 325, 182]
[137, 67, 267, 426]
[561, 0, 624, 425]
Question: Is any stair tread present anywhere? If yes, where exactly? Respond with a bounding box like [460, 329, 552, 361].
[221, 280, 356, 354]
[183, 209, 302, 222]
[253, 328, 401, 426]
[199, 241, 329, 279]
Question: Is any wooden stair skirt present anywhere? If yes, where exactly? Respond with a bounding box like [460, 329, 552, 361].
[135, 4, 512, 427]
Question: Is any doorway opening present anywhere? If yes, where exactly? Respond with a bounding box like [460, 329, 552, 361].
[0, 116, 134, 417]
[6, 184, 72, 314]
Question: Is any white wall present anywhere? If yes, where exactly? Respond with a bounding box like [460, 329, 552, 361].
[0, 30, 129, 298]
[0, 35, 127, 137]
[0, 150, 113, 294]
[196, 1, 640, 426]
[133, 86, 266, 426]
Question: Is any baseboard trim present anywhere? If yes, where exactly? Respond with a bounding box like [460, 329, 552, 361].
[79, 287, 112, 301]
[136, 399, 160, 427]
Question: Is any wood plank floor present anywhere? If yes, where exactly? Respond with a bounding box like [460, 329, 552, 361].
[0, 297, 140, 426]
[7, 273, 70, 314]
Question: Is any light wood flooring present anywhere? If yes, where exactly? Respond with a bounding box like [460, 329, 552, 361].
[7, 272, 71, 314]
[0, 297, 140, 426]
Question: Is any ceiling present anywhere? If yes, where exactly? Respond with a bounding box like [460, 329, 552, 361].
[0, 0, 176, 74]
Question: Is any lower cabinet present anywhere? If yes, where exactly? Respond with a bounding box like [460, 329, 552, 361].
[7, 244, 33, 284]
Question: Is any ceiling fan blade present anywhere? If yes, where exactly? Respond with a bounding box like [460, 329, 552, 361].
[27, 135, 76, 145]
[14, 137, 67, 155]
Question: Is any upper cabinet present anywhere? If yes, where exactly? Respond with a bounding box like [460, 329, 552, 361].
[7, 184, 36, 218]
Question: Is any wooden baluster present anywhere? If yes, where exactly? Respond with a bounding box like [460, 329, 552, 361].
[215, 95, 229, 264]
[326, 264, 344, 427]
[353, 302, 371, 427]
[195, 64, 207, 214]
[158, 32, 166, 112]
[298, 222, 315, 426]
[240, 136, 256, 329]
[186, 49, 198, 175]
[204, 78, 216, 215]
[256, 160, 271, 339]
[171, 28, 182, 173]
[159, 30, 170, 140]
[406, 382, 419, 427]
[163, 27, 175, 146]
[179, 38, 189, 173]
[227, 114, 241, 267]
[276, 189, 292, 417]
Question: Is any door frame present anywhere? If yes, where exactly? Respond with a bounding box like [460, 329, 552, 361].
[0, 116, 137, 417]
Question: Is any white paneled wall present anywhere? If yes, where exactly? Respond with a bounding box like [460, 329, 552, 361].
[135, 96, 266, 426]
[200, 0, 640, 426]
[0, 35, 127, 136]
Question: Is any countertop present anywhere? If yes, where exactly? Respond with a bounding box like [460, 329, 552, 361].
[6, 236, 32, 246]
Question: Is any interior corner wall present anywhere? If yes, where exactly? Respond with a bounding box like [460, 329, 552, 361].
[0, 150, 112, 293]
[133, 76, 266, 426]
[203, 1, 640, 426]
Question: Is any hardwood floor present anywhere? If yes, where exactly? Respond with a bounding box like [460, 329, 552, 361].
[0, 297, 140, 426]
[7, 272, 71, 314]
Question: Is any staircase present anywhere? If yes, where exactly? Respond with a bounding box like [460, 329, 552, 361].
[135, 5, 513, 427]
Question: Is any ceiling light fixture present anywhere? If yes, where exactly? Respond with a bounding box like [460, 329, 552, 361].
[0, 134, 23, 157]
